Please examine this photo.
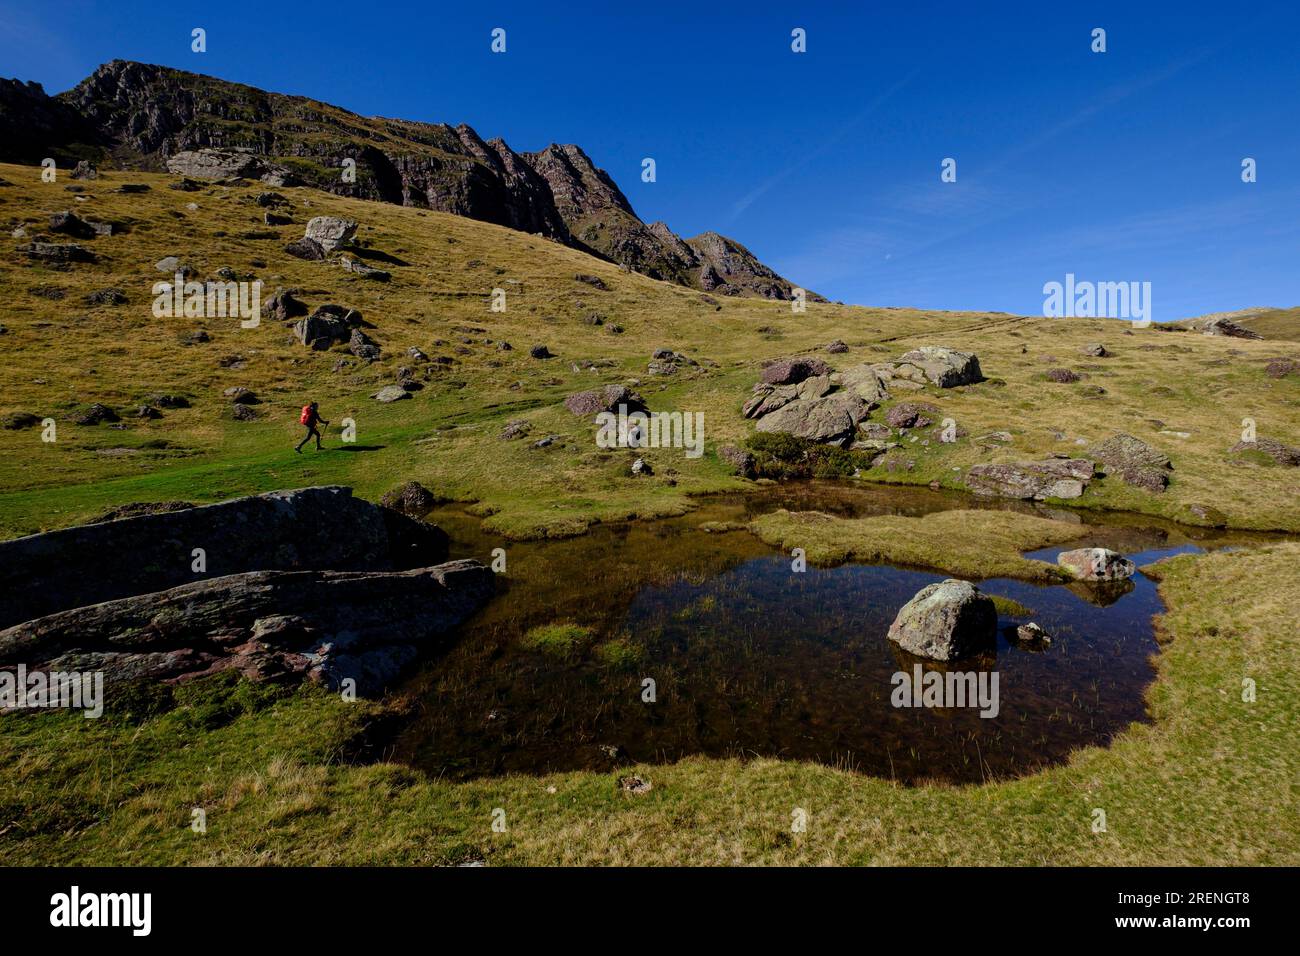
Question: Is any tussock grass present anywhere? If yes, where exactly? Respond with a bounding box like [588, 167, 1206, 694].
[748, 509, 1082, 582]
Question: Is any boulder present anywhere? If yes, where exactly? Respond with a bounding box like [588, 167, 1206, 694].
[895, 346, 983, 387]
[293, 305, 364, 348]
[380, 480, 440, 515]
[835, 364, 891, 403]
[0, 560, 492, 696]
[885, 401, 939, 429]
[1093, 433, 1172, 492]
[18, 242, 97, 263]
[754, 392, 869, 445]
[339, 256, 390, 281]
[1080, 343, 1110, 357]
[348, 328, 382, 361]
[1014, 622, 1052, 645]
[1229, 437, 1300, 466]
[73, 403, 118, 425]
[0, 486, 448, 630]
[718, 444, 756, 478]
[564, 384, 647, 416]
[371, 385, 410, 403]
[1057, 547, 1136, 581]
[1046, 368, 1080, 383]
[303, 216, 357, 253]
[262, 287, 308, 322]
[49, 210, 112, 239]
[530, 344, 554, 359]
[886, 579, 997, 661]
[284, 237, 325, 261]
[761, 357, 832, 385]
[70, 160, 98, 180]
[964, 458, 1094, 500]
[1202, 317, 1262, 339]
[825, 339, 849, 354]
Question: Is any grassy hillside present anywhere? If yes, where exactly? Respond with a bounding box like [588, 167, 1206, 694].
[3, 161, 1298, 540]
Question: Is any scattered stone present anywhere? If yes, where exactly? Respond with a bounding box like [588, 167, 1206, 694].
[133, 405, 162, 420]
[49, 210, 112, 239]
[339, 256, 390, 281]
[1014, 622, 1052, 645]
[619, 775, 652, 795]
[1080, 343, 1110, 357]
[1264, 358, 1297, 379]
[1229, 438, 1300, 466]
[1057, 547, 1136, 581]
[180, 329, 211, 345]
[264, 212, 293, 226]
[500, 419, 532, 440]
[718, 445, 756, 478]
[74, 403, 119, 425]
[1187, 504, 1228, 527]
[262, 288, 307, 322]
[1201, 316, 1262, 339]
[1093, 433, 1172, 493]
[154, 255, 195, 277]
[761, 356, 832, 386]
[630, 457, 653, 476]
[884, 402, 939, 429]
[19, 242, 97, 263]
[380, 481, 439, 515]
[293, 305, 365, 349]
[887, 579, 997, 661]
[230, 403, 258, 421]
[284, 236, 325, 261]
[303, 216, 357, 253]
[574, 273, 608, 290]
[1, 412, 41, 430]
[564, 384, 648, 416]
[1046, 368, 1080, 383]
[824, 339, 849, 353]
[70, 160, 97, 180]
[146, 394, 190, 409]
[529, 344, 553, 359]
[84, 288, 127, 306]
[223, 387, 259, 405]
[115, 183, 150, 194]
[348, 328, 382, 361]
[371, 385, 411, 403]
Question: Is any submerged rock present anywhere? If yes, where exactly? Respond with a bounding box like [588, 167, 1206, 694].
[887, 579, 997, 662]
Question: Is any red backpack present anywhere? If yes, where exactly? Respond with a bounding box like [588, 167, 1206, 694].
[300, 405, 314, 425]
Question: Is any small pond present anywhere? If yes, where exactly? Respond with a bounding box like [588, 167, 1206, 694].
[390, 481, 1277, 784]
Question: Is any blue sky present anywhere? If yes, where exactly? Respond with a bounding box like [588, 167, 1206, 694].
[2, 1, 1297, 317]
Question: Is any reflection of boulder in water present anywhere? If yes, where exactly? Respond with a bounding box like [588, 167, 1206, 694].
[1065, 578, 1136, 607]
[888, 641, 997, 674]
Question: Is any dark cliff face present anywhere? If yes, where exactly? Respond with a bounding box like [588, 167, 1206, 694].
[6, 59, 810, 299]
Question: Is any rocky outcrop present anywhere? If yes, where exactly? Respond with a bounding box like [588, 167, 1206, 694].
[1093, 433, 1172, 492]
[0, 487, 447, 629]
[761, 357, 833, 386]
[754, 391, 869, 445]
[887, 579, 997, 661]
[5, 59, 808, 298]
[1057, 547, 1136, 581]
[964, 458, 1094, 500]
[0, 560, 492, 696]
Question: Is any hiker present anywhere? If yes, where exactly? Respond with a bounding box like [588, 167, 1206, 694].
[295, 401, 329, 452]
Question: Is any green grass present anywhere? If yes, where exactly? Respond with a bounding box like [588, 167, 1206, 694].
[520, 622, 595, 656]
[748, 508, 1082, 582]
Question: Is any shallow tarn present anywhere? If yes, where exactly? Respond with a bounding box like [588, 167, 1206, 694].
[391, 481, 1280, 785]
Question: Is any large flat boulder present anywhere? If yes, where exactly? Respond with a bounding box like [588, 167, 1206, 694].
[166, 147, 264, 180]
[964, 459, 1094, 500]
[754, 391, 869, 445]
[0, 487, 446, 629]
[887, 579, 997, 661]
[895, 346, 983, 387]
[0, 560, 493, 696]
